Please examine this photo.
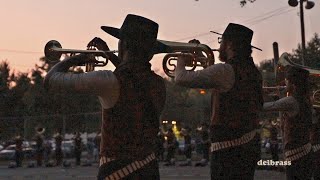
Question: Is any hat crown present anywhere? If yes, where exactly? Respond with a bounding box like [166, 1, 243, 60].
[101, 14, 169, 53]
[120, 14, 158, 41]
[101, 14, 158, 42]
[286, 66, 309, 80]
[222, 23, 253, 44]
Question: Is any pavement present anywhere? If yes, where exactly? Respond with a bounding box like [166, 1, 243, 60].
[0, 162, 286, 180]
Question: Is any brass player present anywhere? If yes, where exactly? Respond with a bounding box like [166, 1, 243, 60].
[53, 131, 63, 166]
[94, 131, 101, 162]
[264, 67, 313, 180]
[175, 23, 263, 179]
[311, 107, 320, 179]
[44, 14, 166, 179]
[34, 127, 45, 167]
[164, 128, 177, 166]
[179, 126, 192, 166]
[73, 132, 82, 166]
[14, 134, 23, 167]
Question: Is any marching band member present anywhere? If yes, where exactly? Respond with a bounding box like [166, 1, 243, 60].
[73, 132, 82, 166]
[311, 107, 320, 179]
[195, 123, 210, 167]
[164, 128, 177, 166]
[264, 66, 313, 180]
[175, 23, 263, 180]
[179, 126, 192, 166]
[14, 134, 23, 167]
[54, 131, 63, 166]
[155, 129, 165, 161]
[269, 120, 279, 162]
[94, 131, 101, 162]
[34, 127, 45, 167]
[44, 14, 166, 179]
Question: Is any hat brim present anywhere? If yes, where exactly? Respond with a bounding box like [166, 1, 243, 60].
[210, 31, 223, 36]
[210, 30, 262, 51]
[101, 26, 171, 54]
[101, 26, 121, 39]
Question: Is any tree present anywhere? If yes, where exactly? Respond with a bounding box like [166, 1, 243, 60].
[258, 59, 274, 72]
[0, 61, 14, 117]
[258, 59, 276, 86]
[289, 33, 320, 68]
[8, 72, 30, 116]
[161, 78, 211, 128]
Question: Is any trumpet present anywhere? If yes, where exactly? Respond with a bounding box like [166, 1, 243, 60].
[44, 39, 216, 76]
[44, 40, 118, 71]
[276, 52, 320, 108]
[35, 127, 45, 135]
[159, 40, 216, 78]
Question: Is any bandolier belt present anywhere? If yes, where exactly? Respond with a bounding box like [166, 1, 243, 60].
[285, 143, 312, 162]
[211, 129, 258, 152]
[99, 153, 156, 180]
[312, 144, 320, 153]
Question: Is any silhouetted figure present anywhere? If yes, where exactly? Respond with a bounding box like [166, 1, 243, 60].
[179, 127, 192, 166]
[44, 139, 53, 166]
[44, 14, 166, 179]
[34, 128, 45, 167]
[311, 108, 320, 179]
[14, 135, 23, 167]
[74, 132, 82, 166]
[94, 132, 101, 161]
[195, 124, 210, 167]
[176, 23, 263, 179]
[164, 129, 176, 166]
[54, 132, 63, 166]
[269, 122, 279, 162]
[264, 67, 313, 180]
[156, 130, 165, 161]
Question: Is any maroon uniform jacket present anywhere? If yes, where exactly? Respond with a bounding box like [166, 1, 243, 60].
[211, 58, 263, 142]
[100, 65, 166, 160]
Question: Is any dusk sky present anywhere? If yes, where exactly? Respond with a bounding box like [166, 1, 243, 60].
[0, 0, 319, 76]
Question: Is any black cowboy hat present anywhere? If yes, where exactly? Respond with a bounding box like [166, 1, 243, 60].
[211, 23, 262, 51]
[101, 14, 169, 54]
[286, 66, 309, 82]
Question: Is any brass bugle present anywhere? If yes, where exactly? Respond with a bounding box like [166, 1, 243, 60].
[44, 40, 118, 66]
[159, 40, 215, 78]
[263, 86, 286, 90]
[35, 127, 45, 135]
[277, 52, 320, 108]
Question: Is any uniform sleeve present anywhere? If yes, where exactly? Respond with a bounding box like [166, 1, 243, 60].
[263, 96, 299, 116]
[48, 70, 119, 96]
[175, 59, 235, 92]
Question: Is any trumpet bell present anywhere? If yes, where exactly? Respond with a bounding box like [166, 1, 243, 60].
[160, 40, 215, 78]
[313, 90, 320, 109]
[162, 53, 197, 78]
[44, 40, 63, 63]
[35, 127, 45, 135]
[44, 39, 117, 72]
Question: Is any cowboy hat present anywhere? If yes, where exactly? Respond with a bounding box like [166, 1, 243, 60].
[101, 14, 169, 54]
[211, 23, 262, 51]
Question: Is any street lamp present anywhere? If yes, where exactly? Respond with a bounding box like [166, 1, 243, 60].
[288, 0, 315, 66]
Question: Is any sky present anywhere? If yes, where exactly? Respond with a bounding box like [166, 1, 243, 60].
[0, 0, 319, 77]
